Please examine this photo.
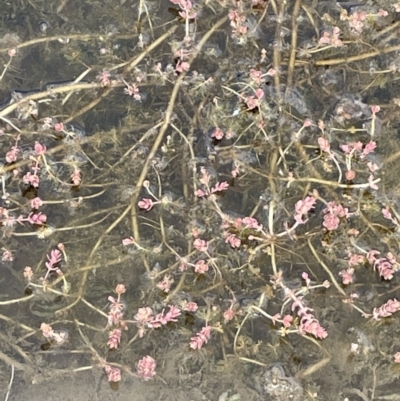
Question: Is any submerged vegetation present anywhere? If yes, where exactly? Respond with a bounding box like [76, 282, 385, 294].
[1, 0, 400, 400]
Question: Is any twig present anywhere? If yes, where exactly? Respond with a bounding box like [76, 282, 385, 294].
[315, 44, 400, 66]
[0, 294, 34, 305]
[0, 34, 98, 53]
[307, 239, 346, 297]
[4, 365, 14, 401]
[286, 0, 302, 92]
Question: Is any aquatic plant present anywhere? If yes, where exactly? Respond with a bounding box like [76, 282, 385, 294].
[1, 0, 400, 400]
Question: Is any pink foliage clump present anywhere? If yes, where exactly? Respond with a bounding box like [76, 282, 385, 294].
[373, 299, 400, 320]
[294, 196, 316, 224]
[322, 201, 350, 231]
[105, 365, 121, 382]
[136, 356, 156, 381]
[189, 325, 212, 349]
[107, 329, 122, 349]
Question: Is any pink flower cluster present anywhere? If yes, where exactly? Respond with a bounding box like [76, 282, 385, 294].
[136, 356, 156, 381]
[71, 168, 82, 186]
[347, 252, 364, 267]
[211, 127, 224, 140]
[107, 284, 126, 327]
[367, 250, 398, 281]
[222, 215, 264, 248]
[169, 0, 197, 20]
[251, 0, 267, 8]
[226, 216, 263, 232]
[189, 325, 212, 349]
[225, 233, 241, 248]
[248, 68, 275, 87]
[54, 122, 65, 132]
[2, 250, 13, 262]
[282, 276, 328, 340]
[107, 328, 122, 349]
[21, 143, 47, 188]
[339, 268, 355, 285]
[193, 238, 208, 252]
[122, 236, 135, 246]
[347, 10, 367, 33]
[382, 207, 400, 227]
[6, 145, 20, 163]
[291, 296, 328, 339]
[322, 201, 350, 231]
[195, 181, 229, 198]
[134, 305, 181, 337]
[194, 259, 209, 274]
[177, 60, 191, 73]
[40, 323, 69, 345]
[0, 208, 13, 227]
[270, 312, 293, 328]
[34, 142, 47, 155]
[194, 167, 229, 198]
[1, 197, 45, 228]
[104, 285, 166, 384]
[223, 308, 235, 322]
[294, 196, 316, 224]
[347, 250, 398, 281]
[182, 300, 198, 312]
[243, 216, 263, 230]
[318, 137, 331, 154]
[31, 197, 43, 209]
[23, 170, 40, 188]
[244, 88, 264, 110]
[156, 274, 174, 293]
[192, 238, 210, 273]
[138, 198, 159, 211]
[249, 69, 264, 86]
[97, 70, 111, 87]
[363, 141, 377, 157]
[124, 82, 141, 101]
[344, 9, 388, 34]
[319, 27, 343, 47]
[42, 249, 63, 283]
[373, 298, 400, 320]
[174, 49, 191, 73]
[228, 9, 248, 38]
[16, 212, 47, 226]
[105, 365, 121, 382]
[341, 140, 376, 159]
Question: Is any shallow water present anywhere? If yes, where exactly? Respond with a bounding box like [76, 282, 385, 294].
[1, 1, 400, 401]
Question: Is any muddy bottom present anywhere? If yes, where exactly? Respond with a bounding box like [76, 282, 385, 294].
[1, 369, 263, 401]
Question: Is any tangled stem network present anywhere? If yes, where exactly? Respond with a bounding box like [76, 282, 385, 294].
[1, 0, 400, 399]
